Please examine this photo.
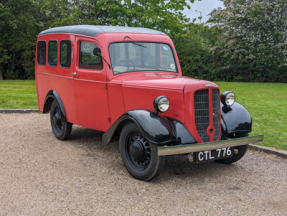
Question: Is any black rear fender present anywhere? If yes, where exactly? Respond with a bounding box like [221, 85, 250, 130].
[43, 90, 66, 117]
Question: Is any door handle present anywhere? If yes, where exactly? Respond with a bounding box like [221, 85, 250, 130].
[72, 72, 77, 76]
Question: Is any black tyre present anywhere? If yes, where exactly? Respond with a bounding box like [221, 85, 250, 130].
[216, 133, 248, 164]
[119, 122, 165, 181]
[50, 100, 72, 140]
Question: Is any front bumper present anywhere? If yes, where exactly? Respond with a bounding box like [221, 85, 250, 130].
[158, 134, 264, 156]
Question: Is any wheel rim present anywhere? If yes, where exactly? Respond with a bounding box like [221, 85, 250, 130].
[125, 132, 151, 170]
[52, 107, 63, 134]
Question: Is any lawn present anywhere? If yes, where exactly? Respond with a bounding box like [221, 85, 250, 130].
[0, 80, 286, 151]
[218, 82, 287, 151]
[0, 80, 38, 109]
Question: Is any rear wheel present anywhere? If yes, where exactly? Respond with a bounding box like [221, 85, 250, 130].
[216, 133, 248, 164]
[50, 100, 72, 140]
[119, 122, 165, 181]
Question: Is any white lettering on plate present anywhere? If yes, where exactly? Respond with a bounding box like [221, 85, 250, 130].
[204, 151, 209, 159]
[209, 151, 214, 159]
[198, 152, 204, 161]
[217, 149, 221, 157]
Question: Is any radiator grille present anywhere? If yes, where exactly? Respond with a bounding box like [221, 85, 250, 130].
[194, 89, 210, 142]
[212, 89, 220, 141]
[194, 88, 221, 142]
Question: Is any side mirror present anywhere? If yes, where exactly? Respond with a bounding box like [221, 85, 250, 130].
[93, 48, 101, 56]
[92, 47, 111, 69]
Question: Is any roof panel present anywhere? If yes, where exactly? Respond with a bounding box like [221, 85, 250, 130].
[38, 25, 165, 37]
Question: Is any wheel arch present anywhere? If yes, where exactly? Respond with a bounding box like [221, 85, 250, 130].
[43, 90, 66, 117]
[221, 102, 252, 139]
[102, 110, 174, 146]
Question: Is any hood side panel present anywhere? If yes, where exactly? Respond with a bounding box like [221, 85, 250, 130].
[122, 86, 185, 123]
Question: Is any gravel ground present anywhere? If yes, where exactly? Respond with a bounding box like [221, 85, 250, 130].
[0, 113, 286, 215]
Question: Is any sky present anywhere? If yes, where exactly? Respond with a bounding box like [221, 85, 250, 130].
[182, 0, 224, 23]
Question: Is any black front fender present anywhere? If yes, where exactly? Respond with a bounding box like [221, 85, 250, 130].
[221, 102, 252, 138]
[102, 110, 174, 146]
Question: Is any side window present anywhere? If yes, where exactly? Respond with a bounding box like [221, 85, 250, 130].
[48, 41, 58, 66]
[79, 41, 103, 70]
[60, 40, 71, 68]
[37, 41, 46, 65]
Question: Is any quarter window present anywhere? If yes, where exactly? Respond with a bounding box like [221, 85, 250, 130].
[48, 41, 58, 66]
[37, 41, 46, 65]
[60, 40, 71, 68]
[79, 41, 103, 70]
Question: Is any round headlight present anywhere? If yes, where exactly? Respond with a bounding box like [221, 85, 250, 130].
[154, 96, 170, 113]
[221, 91, 235, 106]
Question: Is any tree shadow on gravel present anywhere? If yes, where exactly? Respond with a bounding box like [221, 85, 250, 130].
[67, 126, 243, 182]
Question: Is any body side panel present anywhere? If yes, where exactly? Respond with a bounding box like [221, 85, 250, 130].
[35, 34, 77, 124]
[73, 36, 111, 131]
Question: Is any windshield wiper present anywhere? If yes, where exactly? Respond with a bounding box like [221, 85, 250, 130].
[124, 36, 147, 48]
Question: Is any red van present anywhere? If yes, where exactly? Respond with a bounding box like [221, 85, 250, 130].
[35, 25, 263, 181]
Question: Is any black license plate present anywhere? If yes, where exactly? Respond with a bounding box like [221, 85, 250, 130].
[194, 147, 234, 163]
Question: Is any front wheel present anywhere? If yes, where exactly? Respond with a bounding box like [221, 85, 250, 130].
[119, 122, 165, 181]
[50, 100, 72, 140]
[216, 133, 249, 164]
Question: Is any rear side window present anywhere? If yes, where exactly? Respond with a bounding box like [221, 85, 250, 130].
[60, 40, 71, 68]
[37, 41, 46, 65]
[48, 41, 58, 66]
[79, 41, 103, 70]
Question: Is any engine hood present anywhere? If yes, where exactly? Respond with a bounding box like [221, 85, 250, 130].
[111, 72, 219, 126]
[111, 72, 216, 91]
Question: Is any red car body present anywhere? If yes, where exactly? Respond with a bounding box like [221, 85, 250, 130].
[35, 25, 263, 181]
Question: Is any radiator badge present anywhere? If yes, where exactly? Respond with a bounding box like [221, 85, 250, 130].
[205, 84, 214, 87]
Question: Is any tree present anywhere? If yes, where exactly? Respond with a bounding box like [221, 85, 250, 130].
[0, 0, 43, 79]
[208, 0, 287, 82]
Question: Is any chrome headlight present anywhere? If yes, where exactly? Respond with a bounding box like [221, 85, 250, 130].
[221, 91, 235, 106]
[154, 96, 170, 113]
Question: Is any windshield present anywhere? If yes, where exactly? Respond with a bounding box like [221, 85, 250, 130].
[109, 42, 178, 75]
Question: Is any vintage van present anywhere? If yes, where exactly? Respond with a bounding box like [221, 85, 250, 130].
[35, 25, 263, 181]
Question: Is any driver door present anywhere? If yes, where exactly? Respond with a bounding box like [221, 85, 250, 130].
[73, 36, 111, 131]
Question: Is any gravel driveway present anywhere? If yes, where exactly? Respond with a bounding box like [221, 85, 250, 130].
[0, 113, 286, 215]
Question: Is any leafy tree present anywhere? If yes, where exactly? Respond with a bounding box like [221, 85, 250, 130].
[120, 0, 193, 37]
[0, 0, 43, 79]
[208, 0, 287, 82]
[0, 0, 196, 79]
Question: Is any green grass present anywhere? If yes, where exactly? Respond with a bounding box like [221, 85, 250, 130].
[217, 82, 287, 151]
[0, 80, 286, 151]
[0, 80, 38, 109]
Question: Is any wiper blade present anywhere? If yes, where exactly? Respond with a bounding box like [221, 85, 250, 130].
[124, 36, 146, 48]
